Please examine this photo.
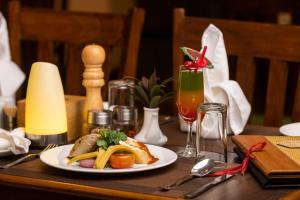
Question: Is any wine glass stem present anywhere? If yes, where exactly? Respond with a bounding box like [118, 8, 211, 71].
[186, 121, 194, 148]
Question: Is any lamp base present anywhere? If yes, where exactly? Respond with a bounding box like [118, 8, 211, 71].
[26, 132, 67, 147]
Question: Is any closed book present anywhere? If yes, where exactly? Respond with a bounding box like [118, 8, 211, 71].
[232, 135, 300, 188]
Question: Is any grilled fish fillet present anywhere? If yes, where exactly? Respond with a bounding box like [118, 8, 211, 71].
[68, 134, 100, 158]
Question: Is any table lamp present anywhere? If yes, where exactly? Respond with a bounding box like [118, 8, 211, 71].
[25, 62, 67, 147]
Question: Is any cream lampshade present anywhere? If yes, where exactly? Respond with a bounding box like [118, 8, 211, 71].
[25, 62, 67, 146]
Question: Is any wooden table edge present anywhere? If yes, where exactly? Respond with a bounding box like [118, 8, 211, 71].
[0, 174, 182, 200]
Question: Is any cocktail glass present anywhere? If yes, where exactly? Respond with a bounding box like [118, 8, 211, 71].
[176, 65, 204, 157]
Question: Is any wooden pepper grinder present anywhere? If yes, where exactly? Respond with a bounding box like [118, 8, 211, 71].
[81, 44, 106, 135]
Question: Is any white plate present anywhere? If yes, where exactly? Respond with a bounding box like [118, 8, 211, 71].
[40, 144, 177, 173]
[279, 123, 300, 136]
[0, 149, 12, 157]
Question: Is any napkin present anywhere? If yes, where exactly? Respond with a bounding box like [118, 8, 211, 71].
[0, 13, 25, 127]
[179, 24, 251, 138]
[201, 24, 251, 138]
[0, 127, 31, 154]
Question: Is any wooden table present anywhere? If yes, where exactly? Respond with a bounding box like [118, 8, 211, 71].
[0, 121, 295, 200]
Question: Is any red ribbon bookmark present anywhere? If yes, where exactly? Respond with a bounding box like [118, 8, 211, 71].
[209, 141, 267, 177]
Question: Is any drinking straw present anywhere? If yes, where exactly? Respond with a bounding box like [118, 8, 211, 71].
[199, 46, 207, 67]
[183, 46, 208, 72]
[193, 46, 207, 73]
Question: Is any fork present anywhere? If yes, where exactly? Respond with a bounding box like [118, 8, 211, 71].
[0, 144, 58, 169]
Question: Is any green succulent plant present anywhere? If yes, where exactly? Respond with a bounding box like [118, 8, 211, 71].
[127, 70, 173, 108]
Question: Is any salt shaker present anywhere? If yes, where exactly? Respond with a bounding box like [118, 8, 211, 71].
[87, 110, 112, 134]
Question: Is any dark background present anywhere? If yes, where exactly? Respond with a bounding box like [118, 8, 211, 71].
[1, 0, 299, 117]
[2, 0, 299, 79]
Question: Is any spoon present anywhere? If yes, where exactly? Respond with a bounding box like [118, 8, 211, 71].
[160, 158, 215, 191]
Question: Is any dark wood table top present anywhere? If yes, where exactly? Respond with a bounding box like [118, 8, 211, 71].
[0, 121, 295, 200]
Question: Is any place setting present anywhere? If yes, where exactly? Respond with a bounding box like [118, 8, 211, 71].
[0, 48, 171, 174]
[0, 22, 253, 199]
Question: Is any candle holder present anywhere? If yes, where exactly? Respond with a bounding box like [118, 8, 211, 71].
[25, 62, 67, 147]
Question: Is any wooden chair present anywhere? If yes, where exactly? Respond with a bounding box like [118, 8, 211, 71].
[8, 0, 144, 98]
[173, 8, 300, 126]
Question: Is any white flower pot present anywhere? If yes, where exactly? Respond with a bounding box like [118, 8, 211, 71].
[134, 107, 167, 146]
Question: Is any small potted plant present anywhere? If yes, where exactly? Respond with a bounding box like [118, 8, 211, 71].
[130, 70, 173, 146]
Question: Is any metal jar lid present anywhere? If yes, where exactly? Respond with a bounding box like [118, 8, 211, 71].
[113, 106, 137, 122]
[87, 109, 112, 125]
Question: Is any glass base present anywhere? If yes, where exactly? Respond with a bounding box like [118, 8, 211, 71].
[177, 146, 196, 158]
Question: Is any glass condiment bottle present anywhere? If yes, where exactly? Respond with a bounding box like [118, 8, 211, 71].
[87, 110, 112, 134]
[108, 79, 135, 110]
[113, 106, 138, 137]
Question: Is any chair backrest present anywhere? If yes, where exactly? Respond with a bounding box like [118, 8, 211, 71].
[173, 8, 300, 126]
[8, 0, 144, 98]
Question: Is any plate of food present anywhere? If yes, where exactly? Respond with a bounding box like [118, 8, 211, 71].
[40, 129, 177, 173]
[279, 122, 300, 136]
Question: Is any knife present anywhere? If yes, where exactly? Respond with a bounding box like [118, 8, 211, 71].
[184, 174, 234, 199]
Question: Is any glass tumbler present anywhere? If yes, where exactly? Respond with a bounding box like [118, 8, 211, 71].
[108, 79, 134, 110]
[196, 103, 228, 162]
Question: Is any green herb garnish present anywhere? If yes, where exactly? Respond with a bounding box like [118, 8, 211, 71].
[96, 129, 127, 150]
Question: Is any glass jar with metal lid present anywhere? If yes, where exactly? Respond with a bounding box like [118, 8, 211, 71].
[112, 106, 138, 137]
[87, 109, 112, 134]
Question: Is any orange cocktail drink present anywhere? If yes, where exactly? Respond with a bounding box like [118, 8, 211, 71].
[177, 46, 208, 158]
[177, 67, 204, 122]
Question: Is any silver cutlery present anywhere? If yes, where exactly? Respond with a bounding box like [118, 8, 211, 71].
[160, 158, 215, 191]
[0, 144, 58, 169]
[184, 174, 234, 199]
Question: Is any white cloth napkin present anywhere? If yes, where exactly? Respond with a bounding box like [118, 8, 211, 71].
[179, 24, 251, 138]
[0, 13, 25, 127]
[201, 24, 251, 138]
[0, 128, 31, 154]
